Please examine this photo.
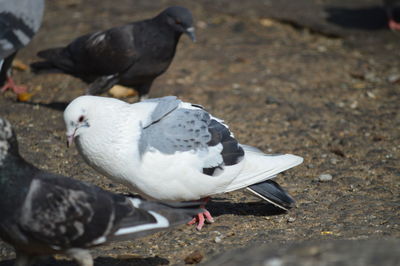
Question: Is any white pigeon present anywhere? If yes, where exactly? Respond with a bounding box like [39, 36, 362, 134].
[64, 96, 303, 230]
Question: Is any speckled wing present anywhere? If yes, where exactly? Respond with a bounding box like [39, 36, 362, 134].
[16, 171, 201, 249]
[18, 173, 185, 249]
[18, 175, 125, 248]
[139, 98, 245, 176]
[0, 0, 44, 59]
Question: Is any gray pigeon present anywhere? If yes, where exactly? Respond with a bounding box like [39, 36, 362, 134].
[0, 117, 202, 266]
[383, 0, 400, 30]
[0, 0, 44, 94]
[30, 6, 195, 100]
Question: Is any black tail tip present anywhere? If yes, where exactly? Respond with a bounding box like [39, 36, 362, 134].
[247, 180, 295, 210]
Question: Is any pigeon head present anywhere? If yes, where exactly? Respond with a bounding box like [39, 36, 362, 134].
[0, 118, 17, 166]
[64, 96, 93, 147]
[64, 96, 124, 147]
[160, 6, 196, 42]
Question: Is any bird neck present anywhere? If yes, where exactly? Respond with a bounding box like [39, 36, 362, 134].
[0, 152, 35, 185]
[151, 16, 183, 42]
[0, 153, 35, 219]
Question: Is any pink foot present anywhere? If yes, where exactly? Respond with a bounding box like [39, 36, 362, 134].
[1, 76, 27, 94]
[389, 19, 400, 31]
[187, 209, 215, 230]
[187, 197, 214, 230]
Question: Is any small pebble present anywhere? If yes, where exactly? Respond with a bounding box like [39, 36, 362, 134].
[365, 72, 376, 82]
[318, 174, 333, 181]
[388, 73, 400, 83]
[196, 20, 207, 29]
[263, 257, 283, 266]
[287, 217, 296, 223]
[214, 236, 222, 243]
[265, 96, 281, 105]
[232, 83, 240, 89]
[350, 101, 358, 109]
[184, 250, 204, 264]
[366, 91, 376, 99]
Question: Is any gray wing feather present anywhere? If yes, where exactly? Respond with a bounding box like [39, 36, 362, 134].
[139, 97, 244, 176]
[142, 96, 181, 126]
[139, 107, 212, 155]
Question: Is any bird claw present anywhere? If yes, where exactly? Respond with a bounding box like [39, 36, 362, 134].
[187, 209, 214, 230]
[1, 77, 27, 94]
[389, 19, 400, 31]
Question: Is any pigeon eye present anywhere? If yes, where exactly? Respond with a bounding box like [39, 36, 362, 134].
[175, 20, 182, 25]
[78, 116, 85, 123]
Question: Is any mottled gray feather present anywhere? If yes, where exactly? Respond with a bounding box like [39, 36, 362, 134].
[0, 0, 44, 58]
[139, 107, 212, 155]
[0, 0, 44, 32]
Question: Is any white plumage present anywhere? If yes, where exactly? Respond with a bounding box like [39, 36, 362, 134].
[64, 96, 303, 229]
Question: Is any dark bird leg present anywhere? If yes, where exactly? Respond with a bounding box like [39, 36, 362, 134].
[0, 53, 27, 95]
[187, 197, 214, 230]
[136, 82, 153, 101]
[86, 74, 119, 95]
[14, 251, 35, 266]
[66, 248, 93, 266]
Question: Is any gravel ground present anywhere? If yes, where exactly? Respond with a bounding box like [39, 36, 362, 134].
[0, 0, 399, 265]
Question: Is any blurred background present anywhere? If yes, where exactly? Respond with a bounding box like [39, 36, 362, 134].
[0, 0, 399, 265]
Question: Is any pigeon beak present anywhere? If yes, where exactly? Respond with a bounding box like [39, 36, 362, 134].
[66, 128, 77, 148]
[67, 134, 74, 148]
[185, 27, 196, 42]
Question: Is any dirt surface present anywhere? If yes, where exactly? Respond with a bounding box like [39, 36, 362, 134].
[0, 0, 399, 265]
[202, 238, 400, 266]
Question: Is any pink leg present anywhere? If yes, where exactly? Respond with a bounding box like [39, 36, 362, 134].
[389, 19, 400, 31]
[1, 76, 27, 94]
[187, 197, 215, 230]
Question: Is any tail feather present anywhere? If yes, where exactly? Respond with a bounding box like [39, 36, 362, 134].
[247, 180, 295, 211]
[30, 47, 74, 74]
[37, 47, 65, 60]
[223, 149, 303, 193]
[106, 198, 202, 242]
[30, 61, 66, 74]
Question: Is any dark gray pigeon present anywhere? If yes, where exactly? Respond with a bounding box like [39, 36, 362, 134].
[30, 6, 195, 100]
[383, 0, 400, 30]
[0, 0, 44, 95]
[0, 117, 202, 266]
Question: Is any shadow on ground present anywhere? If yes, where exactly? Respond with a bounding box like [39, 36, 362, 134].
[17, 101, 69, 112]
[207, 199, 286, 217]
[325, 6, 388, 30]
[0, 256, 169, 266]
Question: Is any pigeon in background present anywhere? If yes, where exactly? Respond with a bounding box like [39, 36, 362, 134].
[383, 0, 400, 30]
[31, 6, 195, 100]
[0, 0, 44, 95]
[64, 96, 304, 230]
[0, 117, 202, 266]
